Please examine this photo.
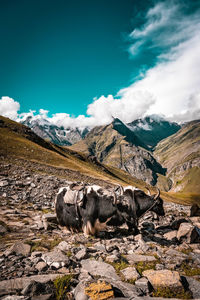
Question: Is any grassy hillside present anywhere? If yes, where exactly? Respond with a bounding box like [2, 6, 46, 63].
[0, 115, 147, 188]
[1, 115, 199, 204]
[154, 120, 200, 194]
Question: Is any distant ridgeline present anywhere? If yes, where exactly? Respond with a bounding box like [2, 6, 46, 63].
[4, 114, 200, 194]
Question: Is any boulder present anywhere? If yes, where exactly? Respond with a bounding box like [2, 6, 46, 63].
[75, 248, 88, 260]
[0, 274, 62, 295]
[185, 276, 200, 299]
[42, 250, 69, 269]
[125, 254, 156, 264]
[143, 269, 183, 290]
[81, 259, 120, 281]
[190, 204, 200, 217]
[135, 277, 151, 294]
[163, 230, 177, 241]
[177, 223, 200, 243]
[120, 267, 140, 281]
[5, 242, 31, 256]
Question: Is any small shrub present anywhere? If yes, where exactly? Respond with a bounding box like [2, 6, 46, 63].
[53, 275, 74, 300]
[135, 261, 157, 275]
[26, 236, 62, 252]
[107, 259, 129, 274]
[152, 286, 192, 299]
[180, 261, 200, 276]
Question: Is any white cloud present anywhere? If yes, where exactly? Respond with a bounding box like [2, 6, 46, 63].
[0, 97, 20, 120]
[120, 34, 200, 123]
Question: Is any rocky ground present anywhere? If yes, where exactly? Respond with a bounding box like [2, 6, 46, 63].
[0, 163, 200, 299]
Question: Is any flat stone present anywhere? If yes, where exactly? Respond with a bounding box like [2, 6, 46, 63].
[1, 296, 26, 300]
[0, 274, 62, 294]
[81, 259, 120, 280]
[106, 278, 141, 298]
[5, 241, 31, 256]
[135, 277, 150, 294]
[75, 248, 87, 260]
[125, 254, 156, 264]
[42, 250, 69, 268]
[163, 230, 177, 241]
[84, 281, 114, 300]
[165, 249, 188, 259]
[106, 254, 120, 263]
[143, 269, 183, 289]
[35, 261, 47, 272]
[42, 213, 57, 222]
[120, 267, 140, 281]
[185, 276, 200, 299]
[177, 223, 200, 243]
[56, 241, 70, 252]
[0, 180, 9, 187]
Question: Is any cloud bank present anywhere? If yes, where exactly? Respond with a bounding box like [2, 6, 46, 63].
[0, 1, 200, 127]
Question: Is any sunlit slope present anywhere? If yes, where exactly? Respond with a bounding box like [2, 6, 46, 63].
[154, 120, 200, 194]
[70, 118, 165, 185]
[0, 115, 146, 188]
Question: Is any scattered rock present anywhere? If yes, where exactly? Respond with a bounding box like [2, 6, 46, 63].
[5, 242, 31, 256]
[42, 250, 69, 269]
[84, 281, 114, 300]
[0, 274, 62, 295]
[135, 277, 151, 294]
[185, 276, 200, 299]
[120, 266, 140, 281]
[143, 269, 183, 289]
[177, 222, 200, 243]
[75, 248, 88, 260]
[125, 254, 156, 264]
[163, 230, 177, 241]
[190, 204, 200, 217]
[35, 261, 48, 272]
[81, 259, 120, 280]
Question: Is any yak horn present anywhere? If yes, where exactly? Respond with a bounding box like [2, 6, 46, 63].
[154, 187, 160, 200]
[145, 186, 151, 196]
[115, 185, 124, 196]
[113, 193, 117, 205]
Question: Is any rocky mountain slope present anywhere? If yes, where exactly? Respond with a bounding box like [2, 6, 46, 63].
[1, 115, 200, 299]
[154, 119, 200, 194]
[127, 115, 181, 149]
[0, 115, 150, 190]
[70, 118, 166, 185]
[0, 165, 200, 299]
[20, 115, 89, 146]
[19, 114, 180, 149]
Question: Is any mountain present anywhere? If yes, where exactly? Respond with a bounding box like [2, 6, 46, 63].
[70, 118, 165, 185]
[0, 115, 148, 189]
[154, 119, 200, 194]
[20, 115, 89, 146]
[127, 115, 181, 149]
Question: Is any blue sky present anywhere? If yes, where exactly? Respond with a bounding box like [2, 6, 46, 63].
[0, 0, 200, 127]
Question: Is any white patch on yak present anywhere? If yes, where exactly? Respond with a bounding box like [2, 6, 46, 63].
[123, 186, 139, 192]
[82, 217, 112, 236]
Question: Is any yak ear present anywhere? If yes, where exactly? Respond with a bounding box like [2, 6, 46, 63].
[145, 186, 151, 196]
[154, 187, 160, 200]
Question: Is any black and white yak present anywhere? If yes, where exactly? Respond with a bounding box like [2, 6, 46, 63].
[55, 184, 165, 236]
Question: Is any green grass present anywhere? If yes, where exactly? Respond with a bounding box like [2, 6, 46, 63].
[106, 258, 129, 274]
[53, 275, 74, 300]
[152, 286, 192, 299]
[26, 236, 62, 252]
